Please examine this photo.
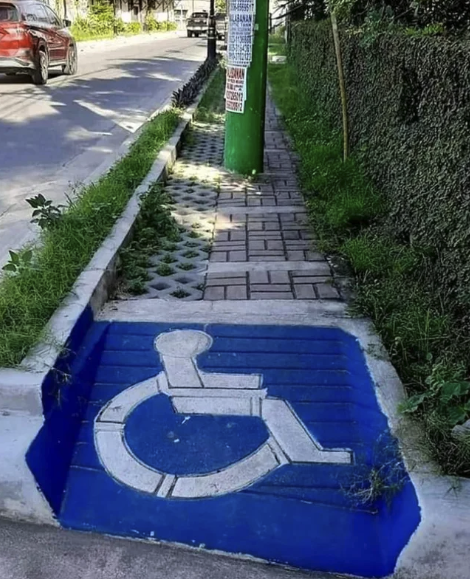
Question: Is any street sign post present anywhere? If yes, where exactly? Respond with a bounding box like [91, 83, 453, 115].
[224, 0, 269, 175]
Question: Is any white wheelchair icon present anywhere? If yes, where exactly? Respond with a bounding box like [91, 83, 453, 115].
[95, 330, 353, 499]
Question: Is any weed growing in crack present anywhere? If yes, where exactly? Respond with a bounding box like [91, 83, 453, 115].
[155, 264, 175, 277]
[171, 288, 190, 298]
[178, 263, 195, 271]
[182, 250, 199, 259]
[344, 435, 408, 508]
[118, 182, 180, 295]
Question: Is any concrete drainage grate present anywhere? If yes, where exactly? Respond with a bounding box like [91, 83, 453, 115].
[116, 122, 226, 301]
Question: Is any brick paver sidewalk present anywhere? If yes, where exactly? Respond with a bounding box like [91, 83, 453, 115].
[117, 96, 343, 303]
[206, 99, 340, 301]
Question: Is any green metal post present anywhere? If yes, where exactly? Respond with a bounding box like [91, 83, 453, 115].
[224, 0, 269, 175]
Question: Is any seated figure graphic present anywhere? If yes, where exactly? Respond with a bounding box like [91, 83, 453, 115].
[95, 330, 353, 499]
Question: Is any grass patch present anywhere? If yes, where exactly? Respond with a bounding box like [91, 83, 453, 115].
[178, 263, 195, 271]
[0, 110, 180, 367]
[195, 67, 226, 123]
[269, 34, 287, 57]
[118, 183, 180, 294]
[73, 30, 115, 42]
[269, 56, 470, 476]
[171, 288, 190, 299]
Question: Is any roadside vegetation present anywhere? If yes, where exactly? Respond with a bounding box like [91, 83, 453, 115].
[117, 68, 224, 295]
[0, 110, 180, 367]
[71, 2, 177, 42]
[268, 48, 470, 477]
[267, 28, 286, 57]
[195, 66, 226, 123]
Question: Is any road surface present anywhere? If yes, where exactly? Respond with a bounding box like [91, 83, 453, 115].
[0, 33, 205, 267]
[0, 518, 333, 579]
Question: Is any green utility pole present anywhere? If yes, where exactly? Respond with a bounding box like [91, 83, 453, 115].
[224, 0, 269, 175]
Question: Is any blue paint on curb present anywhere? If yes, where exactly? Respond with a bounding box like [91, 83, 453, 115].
[27, 321, 421, 577]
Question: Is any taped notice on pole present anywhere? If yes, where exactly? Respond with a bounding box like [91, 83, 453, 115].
[225, 0, 256, 113]
[225, 66, 246, 114]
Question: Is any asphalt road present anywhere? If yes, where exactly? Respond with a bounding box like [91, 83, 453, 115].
[0, 33, 205, 267]
[0, 518, 334, 579]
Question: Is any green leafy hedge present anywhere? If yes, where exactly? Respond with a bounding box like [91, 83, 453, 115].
[302, 0, 470, 30]
[289, 20, 470, 324]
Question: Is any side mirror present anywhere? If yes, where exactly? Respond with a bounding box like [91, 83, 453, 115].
[63, 18, 72, 27]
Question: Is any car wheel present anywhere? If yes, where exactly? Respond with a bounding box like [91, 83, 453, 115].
[32, 49, 48, 85]
[187, 31, 192, 37]
[62, 45, 77, 76]
[195, 32, 199, 37]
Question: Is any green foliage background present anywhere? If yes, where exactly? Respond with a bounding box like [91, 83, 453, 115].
[289, 20, 470, 325]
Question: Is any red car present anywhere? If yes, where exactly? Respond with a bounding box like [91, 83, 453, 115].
[0, 0, 77, 85]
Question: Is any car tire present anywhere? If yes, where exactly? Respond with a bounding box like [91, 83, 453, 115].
[195, 32, 199, 37]
[62, 44, 77, 76]
[32, 48, 48, 85]
[187, 31, 192, 37]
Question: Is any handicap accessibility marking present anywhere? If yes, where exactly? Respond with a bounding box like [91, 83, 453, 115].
[55, 323, 420, 578]
[95, 329, 352, 498]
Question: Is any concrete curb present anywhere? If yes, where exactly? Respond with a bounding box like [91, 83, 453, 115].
[0, 75, 212, 524]
[98, 299, 470, 579]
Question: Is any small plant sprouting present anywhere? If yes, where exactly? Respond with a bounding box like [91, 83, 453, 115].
[178, 263, 195, 271]
[344, 435, 408, 508]
[26, 194, 64, 230]
[127, 279, 147, 295]
[182, 250, 199, 259]
[2, 249, 33, 273]
[171, 288, 190, 298]
[156, 264, 175, 276]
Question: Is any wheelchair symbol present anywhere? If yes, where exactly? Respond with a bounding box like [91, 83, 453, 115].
[95, 330, 353, 499]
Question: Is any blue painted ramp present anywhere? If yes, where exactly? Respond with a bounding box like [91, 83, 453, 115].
[27, 322, 420, 577]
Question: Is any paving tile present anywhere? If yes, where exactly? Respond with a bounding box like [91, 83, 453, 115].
[226, 286, 248, 300]
[269, 271, 290, 284]
[251, 292, 294, 299]
[204, 286, 225, 300]
[251, 284, 292, 292]
[249, 271, 269, 284]
[294, 284, 317, 299]
[229, 251, 248, 262]
[316, 283, 341, 299]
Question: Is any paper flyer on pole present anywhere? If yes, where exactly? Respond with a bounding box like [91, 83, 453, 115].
[225, 0, 256, 113]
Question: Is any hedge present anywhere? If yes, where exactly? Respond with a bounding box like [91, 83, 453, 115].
[288, 20, 470, 324]
[299, 0, 470, 30]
